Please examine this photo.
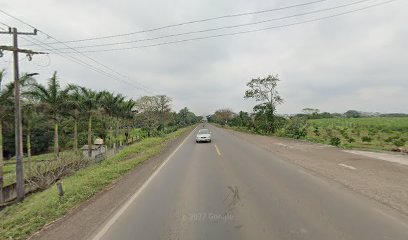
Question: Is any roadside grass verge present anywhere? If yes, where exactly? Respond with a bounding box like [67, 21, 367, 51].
[0, 126, 193, 240]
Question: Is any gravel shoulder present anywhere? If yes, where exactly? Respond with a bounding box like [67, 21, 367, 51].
[222, 127, 408, 216]
[29, 128, 192, 240]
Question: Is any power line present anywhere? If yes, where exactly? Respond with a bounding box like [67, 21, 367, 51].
[24, 36, 136, 83]
[57, 0, 398, 54]
[18, 0, 327, 46]
[40, 0, 376, 51]
[3, 23, 154, 94]
[27, 34, 154, 93]
[0, 0, 397, 94]
[35, 32, 155, 94]
[0, 24, 156, 95]
[0, 22, 127, 83]
[31, 53, 51, 68]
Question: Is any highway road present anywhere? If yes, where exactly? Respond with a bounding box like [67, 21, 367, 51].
[91, 125, 408, 240]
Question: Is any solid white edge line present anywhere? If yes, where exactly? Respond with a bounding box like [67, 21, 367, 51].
[90, 126, 198, 240]
[214, 144, 221, 156]
[338, 163, 357, 170]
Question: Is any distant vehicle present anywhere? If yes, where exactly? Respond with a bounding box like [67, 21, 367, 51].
[196, 129, 211, 143]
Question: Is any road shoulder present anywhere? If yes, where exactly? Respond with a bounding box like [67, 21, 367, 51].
[219, 126, 408, 218]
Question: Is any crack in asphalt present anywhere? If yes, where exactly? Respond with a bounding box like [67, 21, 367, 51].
[224, 186, 240, 214]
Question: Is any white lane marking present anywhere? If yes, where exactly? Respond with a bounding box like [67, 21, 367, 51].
[214, 144, 221, 156]
[338, 163, 356, 170]
[91, 126, 197, 240]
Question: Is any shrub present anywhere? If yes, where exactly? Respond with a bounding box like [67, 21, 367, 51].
[330, 137, 341, 146]
[348, 137, 355, 143]
[385, 135, 399, 143]
[393, 139, 406, 147]
[326, 128, 333, 137]
[313, 126, 320, 136]
[368, 128, 378, 134]
[368, 131, 376, 136]
[361, 136, 372, 142]
[275, 128, 286, 137]
[283, 117, 308, 139]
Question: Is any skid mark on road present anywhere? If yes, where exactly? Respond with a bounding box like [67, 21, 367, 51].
[215, 144, 222, 156]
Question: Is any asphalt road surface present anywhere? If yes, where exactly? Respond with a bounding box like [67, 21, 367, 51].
[91, 125, 408, 240]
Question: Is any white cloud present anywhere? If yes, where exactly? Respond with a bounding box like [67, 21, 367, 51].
[0, 0, 407, 115]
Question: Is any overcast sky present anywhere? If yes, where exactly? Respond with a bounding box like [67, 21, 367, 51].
[0, 0, 407, 115]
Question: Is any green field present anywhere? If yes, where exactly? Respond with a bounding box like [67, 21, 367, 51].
[306, 117, 408, 151]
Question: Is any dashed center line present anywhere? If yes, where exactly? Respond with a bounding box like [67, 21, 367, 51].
[215, 144, 221, 156]
[338, 163, 356, 170]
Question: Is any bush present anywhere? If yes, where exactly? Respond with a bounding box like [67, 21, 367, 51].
[275, 128, 286, 137]
[325, 128, 333, 137]
[393, 139, 406, 147]
[339, 128, 346, 135]
[361, 136, 372, 142]
[330, 137, 341, 146]
[313, 127, 320, 136]
[341, 132, 349, 139]
[283, 117, 308, 139]
[385, 135, 399, 143]
[347, 137, 355, 143]
[368, 128, 378, 134]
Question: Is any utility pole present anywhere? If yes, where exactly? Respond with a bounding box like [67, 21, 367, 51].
[0, 27, 46, 202]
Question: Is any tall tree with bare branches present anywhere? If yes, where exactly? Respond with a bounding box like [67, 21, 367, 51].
[244, 75, 283, 133]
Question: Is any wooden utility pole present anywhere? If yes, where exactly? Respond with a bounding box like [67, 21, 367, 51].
[0, 27, 45, 202]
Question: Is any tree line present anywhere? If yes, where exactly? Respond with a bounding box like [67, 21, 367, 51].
[0, 69, 201, 173]
[208, 74, 407, 140]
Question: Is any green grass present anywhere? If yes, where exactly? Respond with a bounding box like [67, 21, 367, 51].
[310, 117, 408, 132]
[0, 126, 193, 240]
[307, 117, 408, 151]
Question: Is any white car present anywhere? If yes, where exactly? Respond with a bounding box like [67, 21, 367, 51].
[196, 129, 211, 143]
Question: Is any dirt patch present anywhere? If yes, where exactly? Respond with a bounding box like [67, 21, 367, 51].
[222, 127, 408, 216]
[344, 150, 408, 166]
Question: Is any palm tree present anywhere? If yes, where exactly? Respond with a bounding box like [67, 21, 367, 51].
[0, 69, 13, 203]
[27, 71, 69, 159]
[79, 87, 102, 157]
[22, 100, 39, 178]
[64, 85, 84, 153]
[0, 71, 36, 202]
[101, 91, 124, 149]
[118, 99, 136, 144]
